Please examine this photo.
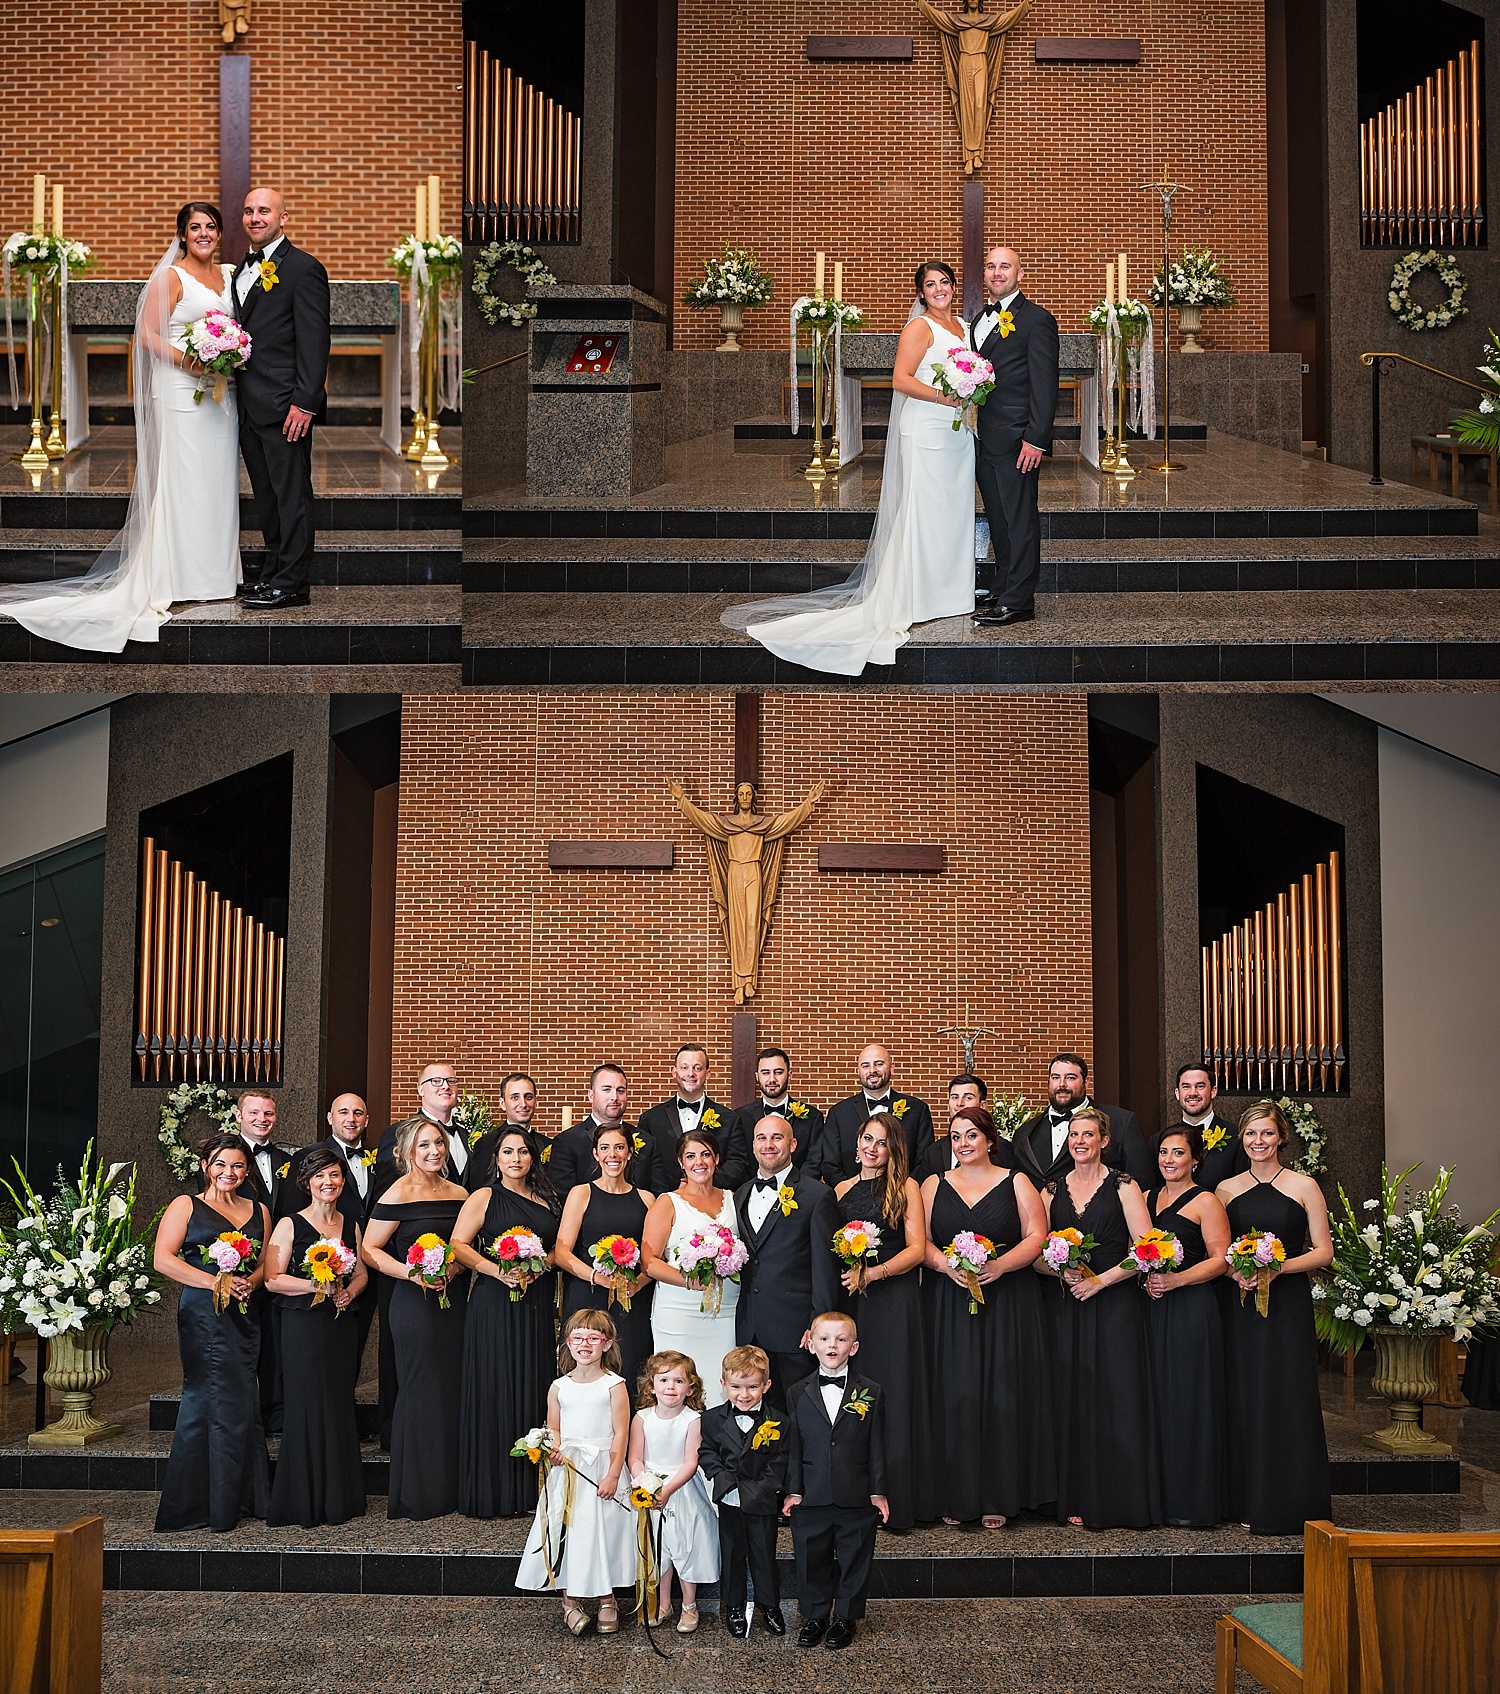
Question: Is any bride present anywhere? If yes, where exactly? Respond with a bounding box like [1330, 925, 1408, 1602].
[723, 260, 977, 676]
[0, 202, 241, 652]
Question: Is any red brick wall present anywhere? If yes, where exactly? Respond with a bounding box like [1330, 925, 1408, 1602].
[674, 1, 1268, 351]
[1, 0, 460, 276]
[390, 692, 1093, 1130]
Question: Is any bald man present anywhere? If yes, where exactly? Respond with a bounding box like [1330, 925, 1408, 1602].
[232, 186, 330, 610]
[970, 246, 1059, 626]
[805, 1043, 934, 1184]
[293, 1091, 378, 1369]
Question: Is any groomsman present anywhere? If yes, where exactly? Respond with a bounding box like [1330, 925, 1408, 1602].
[293, 1092, 377, 1368]
[467, 1071, 540, 1186]
[374, 1062, 481, 1196]
[725, 1048, 824, 1172]
[1011, 1052, 1153, 1189]
[233, 1090, 294, 1435]
[916, 1075, 1012, 1180]
[636, 1045, 745, 1191]
[970, 244, 1059, 627]
[1170, 1061, 1248, 1191]
[733, 1116, 840, 1409]
[546, 1065, 649, 1196]
[807, 1044, 933, 1184]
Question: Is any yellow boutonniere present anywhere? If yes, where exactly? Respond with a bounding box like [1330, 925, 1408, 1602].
[276, 1161, 290, 1179]
[359, 1149, 377, 1168]
[842, 1387, 875, 1420]
[258, 259, 279, 292]
[467, 1126, 485, 1149]
[750, 1418, 781, 1449]
[777, 1184, 798, 1217]
[540, 1143, 552, 1163]
[1201, 1122, 1228, 1151]
[891, 1099, 909, 1119]
[789, 1100, 809, 1119]
[701, 1108, 722, 1130]
[997, 308, 1015, 338]
[632, 1132, 646, 1155]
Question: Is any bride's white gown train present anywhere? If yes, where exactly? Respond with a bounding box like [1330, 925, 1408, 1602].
[724, 318, 976, 676]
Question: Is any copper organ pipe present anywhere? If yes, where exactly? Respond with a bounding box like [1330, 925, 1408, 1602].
[227, 906, 243, 1082]
[1471, 44, 1484, 240]
[464, 38, 477, 230]
[219, 898, 234, 1081]
[241, 912, 256, 1077]
[137, 838, 156, 1081]
[1250, 909, 1265, 1092]
[179, 871, 197, 1085]
[204, 891, 220, 1083]
[1287, 882, 1303, 1090]
[1201, 946, 1212, 1075]
[1328, 851, 1346, 1090]
[273, 936, 285, 1083]
[1276, 892, 1291, 1092]
[1457, 54, 1469, 243]
[1315, 864, 1332, 1090]
[163, 860, 183, 1082]
[1447, 57, 1460, 247]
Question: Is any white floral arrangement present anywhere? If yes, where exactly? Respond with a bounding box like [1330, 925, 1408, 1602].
[389, 233, 463, 278]
[683, 242, 774, 309]
[470, 240, 557, 327]
[1314, 1162, 1499, 1355]
[2, 231, 92, 273]
[452, 1090, 495, 1150]
[793, 296, 864, 331]
[0, 1142, 161, 1338]
[1147, 247, 1236, 309]
[1085, 296, 1152, 338]
[989, 1093, 1032, 1141]
[158, 1080, 238, 1181]
[1387, 249, 1467, 332]
[1273, 1094, 1327, 1177]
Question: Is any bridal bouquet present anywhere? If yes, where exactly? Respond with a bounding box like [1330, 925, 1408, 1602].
[832, 1219, 882, 1293]
[668, 1224, 747, 1316]
[589, 1233, 643, 1311]
[1042, 1227, 1100, 1284]
[945, 1230, 996, 1314]
[490, 1224, 548, 1301]
[201, 1229, 259, 1314]
[406, 1232, 457, 1309]
[183, 310, 252, 406]
[1121, 1229, 1184, 1275]
[1227, 1229, 1285, 1316]
[301, 1236, 358, 1310]
[928, 345, 995, 433]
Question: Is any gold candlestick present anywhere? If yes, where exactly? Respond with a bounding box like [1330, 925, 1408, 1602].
[804, 322, 828, 483]
[1113, 330, 1136, 480]
[824, 328, 841, 473]
[419, 301, 449, 469]
[19, 274, 50, 471]
[45, 273, 66, 458]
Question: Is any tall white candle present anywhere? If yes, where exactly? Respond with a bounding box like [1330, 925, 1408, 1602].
[52, 184, 63, 238]
[833, 261, 843, 303]
[427, 174, 441, 236]
[33, 174, 45, 234]
[560, 1106, 573, 1132]
[414, 182, 426, 243]
[1118, 251, 1128, 302]
[814, 250, 825, 298]
[1105, 261, 1115, 306]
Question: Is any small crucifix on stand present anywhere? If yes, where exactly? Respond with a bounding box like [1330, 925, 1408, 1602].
[938, 1003, 991, 1074]
[1142, 168, 1186, 474]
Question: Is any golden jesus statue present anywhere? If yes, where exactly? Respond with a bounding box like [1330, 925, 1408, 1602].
[668, 777, 825, 1003]
[917, 0, 1035, 175]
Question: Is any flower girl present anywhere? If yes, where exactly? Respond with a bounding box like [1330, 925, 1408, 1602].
[515, 1308, 636, 1635]
[627, 1349, 720, 1633]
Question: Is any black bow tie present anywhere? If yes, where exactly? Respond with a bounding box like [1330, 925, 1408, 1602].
[754, 1174, 783, 1192]
[762, 1101, 788, 1115]
[1049, 1110, 1074, 1125]
[866, 1096, 892, 1111]
[678, 1099, 702, 1114]
[818, 1373, 847, 1388]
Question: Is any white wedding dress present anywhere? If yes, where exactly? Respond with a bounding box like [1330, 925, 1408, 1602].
[0, 255, 241, 652]
[723, 314, 977, 675]
[650, 1189, 742, 1407]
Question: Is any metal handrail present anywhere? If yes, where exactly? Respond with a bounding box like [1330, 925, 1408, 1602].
[1358, 350, 1489, 486]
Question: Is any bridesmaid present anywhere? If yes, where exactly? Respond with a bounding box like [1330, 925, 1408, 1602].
[1143, 1125, 1230, 1527]
[834, 1113, 933, 1530]
[362, 1118, 470, 1520]
[152, 1132, 271, 1532]
[262, 1148, 368, 1528]
[452, 1125, 563, 1518]
[554, 1122, 657, 1392]
[1040, 1107, 1161, 1530]
[922, 1107, 1053, 1528]
[1216, 1100, 1333, 1535]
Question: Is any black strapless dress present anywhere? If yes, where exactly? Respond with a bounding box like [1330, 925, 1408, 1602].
[155, 1197, 270, 1532]
[1145, 1186, 1227, 1527]
[458, 1184, 560, 1518]
[560, 1183, 654, 1390]
[1224, 1179, 1332, 1534]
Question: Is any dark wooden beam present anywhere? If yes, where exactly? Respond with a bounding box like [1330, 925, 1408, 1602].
[1034, 38, 1142, 64]
[218, 54, 251, 265]
[732, 1012, 758, 1108]
[734, 692, 761, 789]
[806, 35, 914, 62]
[547, 841, 674, 868]
[819, 844, 946, 873]
[963, 180, 985, 323]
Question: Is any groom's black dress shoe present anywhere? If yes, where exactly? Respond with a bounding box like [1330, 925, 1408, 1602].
[972, 604, 1035, 627]
[973, 589, 1003, 609]
[761, 1606, 787, 1636]
[796, 1616, 827, 1649]
[724, 1612, 749, 1638]
[824, 1618, 857, 1650]
[242, 585, 310, 610]
[235, 576, 265, 598]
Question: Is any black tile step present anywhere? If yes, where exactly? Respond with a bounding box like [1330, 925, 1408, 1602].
[149, 1393, 380, 1439]
[0, 490, 460, 534]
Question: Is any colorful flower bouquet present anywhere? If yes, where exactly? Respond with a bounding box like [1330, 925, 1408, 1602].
[1121, 1229, 1184, 1275]
[201, 1229, 259, 1314]
[1042, 1227, 1099, 1285]
[490, 1225, 548, 1301]
[406, 1232, 457, 1309]
[1227, 1229, 1285, 1316]
[668, 1223, 748, 1316]
[589, 1233, 643, 1311]
[928, 345, 996, 433]
[945, 1230, 996, 1314]
[183, 310, 251, 405]
[832, 1219, 882, 1293]
[301, 1235, 357, 1310]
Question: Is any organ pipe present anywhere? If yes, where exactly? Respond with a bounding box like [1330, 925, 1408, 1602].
[463, 39, 581, 242]
[1361, 41, 1485, 246]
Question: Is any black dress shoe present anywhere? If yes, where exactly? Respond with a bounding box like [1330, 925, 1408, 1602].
[824, 1617, 857, 1650]
[725, 1612, 749, 1639]
[973, 589, 1002, 609]
[796, 1616, 827, 1649]
[761, 1605, 787, 1636]
[241, 585, 310, 610]
[235, 577, 265, 598]
[972, 604, 1035, 627]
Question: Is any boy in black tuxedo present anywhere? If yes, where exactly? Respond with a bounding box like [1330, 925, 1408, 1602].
[783, 1312, 888, 1650]
[698, 1345, 788, 1639]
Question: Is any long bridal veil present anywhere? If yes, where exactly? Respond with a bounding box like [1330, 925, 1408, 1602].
[0, 238, 181, 652]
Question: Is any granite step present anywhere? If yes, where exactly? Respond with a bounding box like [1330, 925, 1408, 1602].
[0, 489, 459, 533]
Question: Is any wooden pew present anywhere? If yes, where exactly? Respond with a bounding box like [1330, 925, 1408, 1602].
[0, 1518, 103, 1694]
[1216, 1519, 1500, 1694]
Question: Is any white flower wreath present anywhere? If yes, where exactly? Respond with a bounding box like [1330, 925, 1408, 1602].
[157, 1081, 238, 1180]
[1273, 1095, 1328, 1178]
[470, 241, 557, 328]
[1387, 250, 1467, 332]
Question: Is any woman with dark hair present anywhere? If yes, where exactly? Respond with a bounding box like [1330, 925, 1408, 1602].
[0, 200, 243, 650]
[152, 1131, 271, 1532]
[452, 1126, 564, 1517]
[1216, 1101, 1333, 1534]
[923, 1107, 1054, 1528]
[1143, 1124, 1230, 1527]
[834, 1113, 933, 1529]
[554, 1121, 657, 1393]
[723, 258, 978, 674]
[262, 1147, 367, 1527]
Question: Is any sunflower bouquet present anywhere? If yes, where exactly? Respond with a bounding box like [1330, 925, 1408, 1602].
[1121, 1229, 1184, 1275]
[490, 1225, 548, 1302]
[832, 1219, 882, 1293]
[589, 1233, 643, 1311]
[405, 1232, 457, 1309]
[301, 1235, 358, 1310]
[1227, 1229, 1285, 1317]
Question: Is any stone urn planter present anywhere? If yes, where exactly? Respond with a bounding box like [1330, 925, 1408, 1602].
[1176, 303, 1205, 353]
[716, 301, 745, 353]
[1361, 1326, 1453, 1456]
[29, 1323, 124, 1447]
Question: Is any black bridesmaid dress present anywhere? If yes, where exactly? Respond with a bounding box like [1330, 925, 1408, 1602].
[560, 1183, 654, 1391]
[836, 1177, 934, 1528]
[1145, 1186, 1227, 1527]
[926, 1173, 1057, 1522]
[375, 1197, 469, 1520]
[458, 1185, 560, 1518]
[267, 1210, 366, 1528]
[155, 1197, 271, 1532]
[1051, 1169, 1162, 1529]
[1224, 1178, 1332, 1534]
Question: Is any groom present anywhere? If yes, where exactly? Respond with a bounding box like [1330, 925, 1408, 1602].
[232, 187, 330, 610]
[970, 246, 1059, 627]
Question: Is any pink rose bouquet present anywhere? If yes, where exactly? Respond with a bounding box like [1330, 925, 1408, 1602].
[183, 309, 252, 405]
[929, 346, 996, 432]
[668, 1223, 747, 1316]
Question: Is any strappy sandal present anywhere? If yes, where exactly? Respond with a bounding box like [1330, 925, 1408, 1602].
[654, 1603, 675, 1627]
[982, 1514, 1007, 1530]
[677, 1602, 700, 1634]
[562, 1602, 591, 1635]
[597, 1598, 620, 1634]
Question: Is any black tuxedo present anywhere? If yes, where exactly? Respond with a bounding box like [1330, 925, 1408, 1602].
[373, 1113, 485, 1197]
[734, 1170, 840, 1404]
[636, 1096, 745, 1192]
[239, 1139, 297, 1220]
[544, 1117, 650, 1198]
[786, 1370, 886, 1622]
[699, 1401, 788, 1614]
[230, 237, 330, 595]
[726, 1098, 823, 1174]
[971, 290, 1059, 608]
[1011, 1100, 1154, 1190]
[806, 1092, 934, 1186]
[1174, 1114, 1249, 1193]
